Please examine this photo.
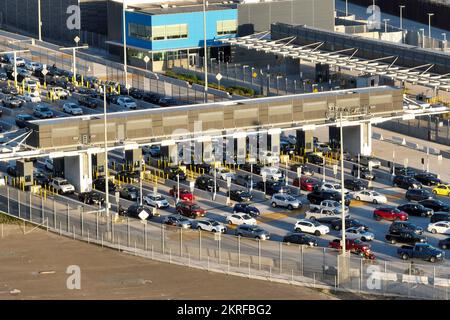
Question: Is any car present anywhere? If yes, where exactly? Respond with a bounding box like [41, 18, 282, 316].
[129, 88, 144, 100]
[176, 201, 206, 218]
[389, 221, 423, 235]
[195, 219, 227, 233]
[49, 177, 75, 194]
[260, 166, 283, 181]
[119, 185, 139, 201]
[397, 243, 445, 262]
[142, 145, 161, 157]
[232, 203, 260, 217]
[373, 207, 408, 221]
[63, 103, 83, 115]
[438, 238, 450, 250]
[24, 79, 38, 90]
[358, 156, 381, 169]
[393, 175, 422, 190]
[352, 190, 387, 204]
[432, 184, 450, 196]
[283, 233, 318, 246]
[25, 61, 42, 72]
[241, 163, 264, 175]
[195, 175, 220, 192]
[320, 182, 349, 194]
[116, 170, 140, 184]
[385, 231, 427, 245]
[157, 97, 178, 107]
[306, 153, 324, 165]
[406, 189, 434, 201]
[328, 238, 373, 257]
[43, 158, 53, 171]
[163, 215, 192, 229]
[294, 176, 320, 191]
[22, 91, 41, 103]
[229, 190, 253, 202]
[270, 193, 301, 210]
[142, 92, 160, 104]
[169, 187, 194, 201]
[33, 104, 54, 119]
[427, 221, 450, 235]
[294, 219, 329, 236]
[50, 86, 70, 99]
[210, 166, 235, 181]
[304, 207, 347, 223]
[78, 95, 98, 108]
[344, 179, 366, 191]
[343, 227, 374, 241]
[3, 96, 24, 108]
[33, 172, 50, 186]
[116, 96, 137, 109]
[92, 177, 118, 192]
[397, 203, 433, 217]
[6, 165, 19, 177]
[430, 212, 450, 223]
[307, 190, 351, 206]
[414, 172, 441, 186]
[256, 180, 289, 195]
[0, 70, 8, 81]
[2, 86, 19, 95]
[290, 164, 314, 176]
[330, 218, 369, 231]
[120, 204, 152, 220]
[78, 191, 105, 205]
[309, 199, 349, 214]
[164, 166, 186, 181]
[226, 213, 257, 226]
[235, 225, 270, 240]
[351, 165, 375, 180]
[419, 199, 450, 213]
[143, 194, 169, 208]
[233, 174, 257, 189]
[394, 167, 417, 177]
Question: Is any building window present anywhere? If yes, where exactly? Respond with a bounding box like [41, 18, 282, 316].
[129, 23, 151, 40]
[151, 24, 188, 41]
[217, 20, 237, 35]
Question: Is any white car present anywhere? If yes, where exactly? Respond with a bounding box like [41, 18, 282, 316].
[226, 213, 257, 226]
[310, 199, 349, 214]
[294, 219, 330, 236]
[24, 79, 38, 91]
[427, 221, 450, 235]
[260, 166, 283, 181]
[344, 227, 375, 241]
[44, 158, 53, 171]
[321, 182, 349, 194]
[210, 166, 235, 180]
[195, 219, 227, 233]
[352, 190, 387, 204]
[25, 61, 42, 71]
[117, 96, 137, 109]
[22, 92, 41, 103]
[259, 150, 279, 164]
[50, 87, 70, 99]
[49, 177, 75, 194]
[143, 194, 169, 208]
[63, 103, 83, 115]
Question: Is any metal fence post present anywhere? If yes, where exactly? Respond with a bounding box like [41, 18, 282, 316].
[180, 227, 183, 257]
[80, 206, 84, 237]
[18, 190, 20, 219]
[67, 203, 70, 232]
[218, 235, 221, 264]
[279, 242, 283, 274]
[161, 223, 165, 254]
[28, 192, 32, 221]
[238, 236, 241, 268]
[127, 217, 130, 247]
[258, 239, 261, 270]
[300, 245, 304, 276]
[53, 198, 56, 228]
[199, 229, 202, 260]
[7, 186, 10, 214]
[144, 222, 147, 251]
[41, 196, 44, 224]
[96, 211, 99, 240]
[360, 258, 363, 293]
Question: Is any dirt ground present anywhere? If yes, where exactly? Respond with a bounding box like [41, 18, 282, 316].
[0, 224, 356, 300]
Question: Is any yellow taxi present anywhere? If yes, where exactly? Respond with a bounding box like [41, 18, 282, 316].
[432, 184, 450, 196]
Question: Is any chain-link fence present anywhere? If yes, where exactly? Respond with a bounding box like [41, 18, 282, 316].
[0, 185, 448, 300]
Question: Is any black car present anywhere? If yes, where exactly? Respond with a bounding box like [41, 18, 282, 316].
[6, 166, 19, 177]
[405, 189, 434, 201]
[190, 162, 212, 175]
[233, 174, 257, 189]
[414, 172, 441, 186]
[389, 221, 423, 235]
[119, 204, 151, 219]
[330, 218, 369, 231]
[438, 238, 450, 250]
[142, 92, 161, 104]
[164, 166, 186, 181]
[430, 212, 450, 223]
[106, 93, 120, 104]
[255, 180, 287, 196]
[119, 185, 140, 201]
[241, 163, 264, 175]
[393, 175, 422, 190]
[344, 179, 366, 191]
[3, 96, 24, 108]
[158, 97, 178, 107]
[0, 71, 8, 81]
[290, 164, 314, 176]
[78, 191, 105, 205]
[15, 114, 34, 128]
[385, 231, 427, 244]
[232, 203, 260, 217]
[394, 167, 416, 177]
[307, 190, 351, 206]
[195, 175, 220, 192]
[397, 203, 433, 217]
[418, 199, 450, 213]
[2, 86, 19, 95]
[116, 170, 140, 184]
[33, 172, 50, 187]
[283, 233, 318, 246]
[93, 177, 118, 192]
[229, 190, 253, 202]
[78, 95, 98, 108]
[306, 153, 324, 165]
[129, 88, 144, 100]
[351, 165, 375, 180]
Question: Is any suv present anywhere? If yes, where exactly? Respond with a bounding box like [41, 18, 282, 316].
[233, 174, 257, 189]
[78, 191, 105, 205]
[306, 153, 324, 165]
[119, 204, 152, 220]
[256, 180, 288, 195]
[33, 105, 54, 119]
[344, 179, 366, 191]
[235, 225, 270, 240]
[414, 172, 441, 186]
[419, 199, 450, 213]
[195, 175, 219, 192]
[393, 175, 422, 190]
[93, 177, 118, 192]
[232, 203, 260, 217]
[389, 221, 423, 235]
[406, 189, 434, 201]
[397, 203, 433, 217]
[78, 95, 98, 108]
[176, 201, 206, 218]
[49, 178, 75, 194]
[270, 193, 301, 210]
[373, 207, 408, 221]
[3, 96, 24, 108]
[164, 166, 186, 181]
[307, 190, 351, 206]
[351, 165, 375, 180]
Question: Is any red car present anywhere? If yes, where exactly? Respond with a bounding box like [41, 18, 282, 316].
[176, 201, 206, 218]
[169, 187, 194, 201]
[373, 207, 408, 221]
[328, 238, 375, 259]
[294, 176, 320, 191]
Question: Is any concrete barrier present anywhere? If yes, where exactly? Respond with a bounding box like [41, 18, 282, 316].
[372, 132, 383, 141]
[373, 272, 398, 281]
[401, 274, 429, 285]
[433, 277, 450, 287]
[391, 136, 406, 145]
[405, 141, 420, 149]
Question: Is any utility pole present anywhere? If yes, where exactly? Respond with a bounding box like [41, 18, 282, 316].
[103, 85, 113, 232]
[38, 0, 42, 41]
[123, 0, 129, 90]
[203, 0, 208, 102]
[59, 41, 89, 84]
[339, 112, 346, 255]
[427, 13, 434, 39]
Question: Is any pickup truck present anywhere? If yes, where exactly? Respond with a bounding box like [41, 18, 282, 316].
[49, 177, 75, 194]
[304, 206, 349, 223]
[397, 243, 445, 263]
[309, 200, 349, 214]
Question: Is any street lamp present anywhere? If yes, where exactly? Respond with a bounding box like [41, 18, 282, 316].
[442, 33, 447, 51]
[420, 28, 425, 48]
[59, 39, 89, 85]
[203, 0, 209, 103]
[345, 0, 348, 16]
[383, 19, 390, 33]
[399, 5, 405, 30]
[427, 13, 434, 39]
[176, 174, 180, 203]
[123, 0, 129, 91]
[102, 84, 113, 225]
[338, 112, 347, 255]
[38, 0, 42, 41]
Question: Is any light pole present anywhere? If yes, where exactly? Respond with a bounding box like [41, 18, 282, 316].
[427, 13, 434, 39]
[59, 41, 88, 85]
[38, 0, 42, 41]
[103, 84, 112, 223]
[357, 154, 360, 179]
[420, 28, 425, 48]
[123, 0, 129, 91]
[345, 0, 348, 16]
[383, 19, 390, 33]
[339, 112, 346, 255]
[243, 65, 249, 83]
[203, 0, 208, 102]
[399, 5, 405, 30]
[276, 75, 282, 95]
[322, 157, 326, 182]
[285, 158, 289, 186]
[442, 33, 447, 51]
[176, 174, 180, 203]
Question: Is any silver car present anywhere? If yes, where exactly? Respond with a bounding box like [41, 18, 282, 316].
[271, 193, 301, 210]
[235, 225, 270, 240]
[163, 215, 192, 229]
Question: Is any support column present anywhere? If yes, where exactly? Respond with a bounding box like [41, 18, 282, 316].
[202, 140, 212, 164]
[296, 130, 314, 155]
[339, 123, 372, 157]
[64, 153, 93, 193]
[160, 145, 178, 164]
[125, 149, 143, 170]
[236, 136, 246, 165]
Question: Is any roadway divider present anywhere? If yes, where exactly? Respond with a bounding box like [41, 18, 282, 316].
[372, 132, 384, 141]
[391, 136, 406, 145]
[433, 277, 450, 287]
[405, 141, 420, 150]
[401, 274, 429, 285]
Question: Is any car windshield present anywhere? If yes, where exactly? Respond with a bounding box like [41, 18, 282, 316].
[123, 98, 133, 103]
[211, 222, 221, 226]
[191, 205, 201, 210]
[242, 214, 252, 220]
[372, 192, 381, 196]
[311, 221, 321, 226]
[40, 107, 50, 112]
[179, 217, 189, 223]
[60, 180, 69, 184]
[392, 209, 401, 214]
[285, 196, 295, 201]
[153, 196, 164, 201]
